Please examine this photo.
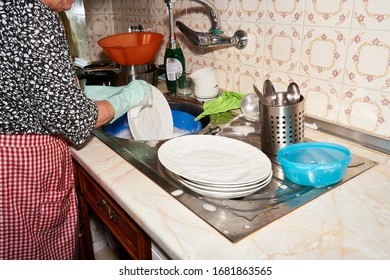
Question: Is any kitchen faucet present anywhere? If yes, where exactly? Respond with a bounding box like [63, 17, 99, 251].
[169, 0, 249, 49]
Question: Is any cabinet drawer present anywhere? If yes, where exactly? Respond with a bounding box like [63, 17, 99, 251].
[74, 162, 152, 260]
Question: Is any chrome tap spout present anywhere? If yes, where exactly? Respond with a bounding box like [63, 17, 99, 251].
[175, 0, 248, 49]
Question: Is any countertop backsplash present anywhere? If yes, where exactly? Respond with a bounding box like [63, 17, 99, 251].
[66, 0, 389, 141]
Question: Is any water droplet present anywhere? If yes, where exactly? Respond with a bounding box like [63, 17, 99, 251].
[244, 225, 250, 229]
[202, 203, 217, 212]
[296, 193, 300, 197]
[171, 190, 183, 196]
[223, 230, 229, 234]
[279, 184, 288, 190]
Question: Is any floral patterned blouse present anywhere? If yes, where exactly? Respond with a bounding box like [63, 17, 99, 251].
[0, 0, 98, 146]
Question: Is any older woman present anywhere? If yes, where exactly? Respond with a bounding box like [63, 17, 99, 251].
[0, 0, 151, 259]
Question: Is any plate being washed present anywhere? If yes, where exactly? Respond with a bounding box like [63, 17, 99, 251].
[127, 85, 173, 140]
[158, 135, 272, 185]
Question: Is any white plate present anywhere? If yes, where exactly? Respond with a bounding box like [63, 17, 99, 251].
[158, 135, 272, 185]
[182, 168, 272, 188]
[127, 85, 173, 140]
[176, 169, 272, 189]
[180, 175, 272, 199]
[175, 171, 273, 193]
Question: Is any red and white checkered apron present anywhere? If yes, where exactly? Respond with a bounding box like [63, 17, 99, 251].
[0, 134, 78, 259]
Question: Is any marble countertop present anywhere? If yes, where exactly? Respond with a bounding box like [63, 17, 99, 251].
[71, 128, 390, 260]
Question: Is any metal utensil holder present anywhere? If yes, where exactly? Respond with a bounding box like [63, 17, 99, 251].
[260, 96, 305, 155]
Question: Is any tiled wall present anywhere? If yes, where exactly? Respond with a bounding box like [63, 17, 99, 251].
[69, 0, 390, 140]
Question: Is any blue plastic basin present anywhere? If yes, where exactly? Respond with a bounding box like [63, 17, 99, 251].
[103, 109, 202, 138]
[171, 110, 202, 134]
[277, 142, 352, 187]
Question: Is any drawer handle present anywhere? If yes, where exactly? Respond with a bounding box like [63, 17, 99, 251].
[98, 197, 118, 221]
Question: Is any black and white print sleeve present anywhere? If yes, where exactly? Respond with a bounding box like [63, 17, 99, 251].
[0, 0, 98, 146]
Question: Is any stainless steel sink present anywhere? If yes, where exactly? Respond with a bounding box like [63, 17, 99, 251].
[93, 96, 378, 243]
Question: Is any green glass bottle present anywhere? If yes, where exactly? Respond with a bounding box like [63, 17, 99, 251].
[164, 34, 185, 92]
[164, 0, 185, 93]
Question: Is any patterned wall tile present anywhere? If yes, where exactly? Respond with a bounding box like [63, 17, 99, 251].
[211, 60, 235, 91]
[304, 0, 354, 27]
[84, 0, 111, 15]
[235, 0, 266, 23]
[345, 30, 390, 91]
[138, 0, 152, 16]
[300, 26, 348, 82]
[263, 70, 299, 92]
[264, 24, 302, 74]
[151, 0, 167, 17]
[111, 0, 128, 15]
[234, 64, 263, 94]
[266, 0, 305, 25]
[88, 41, 109, 61]
[187, 54, 210, 73]
[86, 14, 113, 42]
[338, 86, 390, 137]
[209, 0, 235, 21]
[234, 22, 264, 67]
[299, 78, 341, 121]
[112, 15, 130, 33]
[352, 0, 390, 30]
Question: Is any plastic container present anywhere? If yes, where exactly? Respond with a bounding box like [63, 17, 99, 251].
[277, 142, 352, 187]
[98, 32, 164, 65]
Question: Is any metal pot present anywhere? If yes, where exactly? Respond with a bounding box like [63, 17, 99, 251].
[77, 62, 162, 88]
[115, 64, 161, 86]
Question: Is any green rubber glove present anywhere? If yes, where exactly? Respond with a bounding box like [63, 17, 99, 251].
[84, 80, 153, 123]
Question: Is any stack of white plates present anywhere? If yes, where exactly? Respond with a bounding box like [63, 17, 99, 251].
[158, 135, 273, 199]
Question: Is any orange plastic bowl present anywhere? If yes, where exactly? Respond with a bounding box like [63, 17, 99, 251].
[98, 32, 164, 65]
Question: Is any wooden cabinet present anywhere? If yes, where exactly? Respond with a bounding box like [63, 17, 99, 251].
[73, 160, 152, 260]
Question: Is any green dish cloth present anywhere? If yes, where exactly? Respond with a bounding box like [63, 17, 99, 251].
[195, 91, 244, 121]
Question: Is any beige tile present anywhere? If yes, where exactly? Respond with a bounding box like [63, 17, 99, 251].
[299, 77, 342, 121]
[304, 0, 353, 27]
[264, 24, 302, 74]
[234, 22, 265, 67]
[300, 26, 348, 82]
[84, 0, 112, 15]
[211, 60, 235, 91]
[263, 70, 299, 93]
[235, 0, 266, 22]
[266, 0, 305, 25]
[209, 0, 235, 21]
[345, 29, 390, 91]
[338, 86, 390, 137]
[87, 14, 113, 41]
[233, 64, 263, 93]
[352, 0, 390, 29]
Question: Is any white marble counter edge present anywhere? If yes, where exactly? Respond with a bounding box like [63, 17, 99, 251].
[71, 129, 390, 259]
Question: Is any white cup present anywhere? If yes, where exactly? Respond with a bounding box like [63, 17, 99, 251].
[190, 67, 218, 89]
[194, 84, 219, 99]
